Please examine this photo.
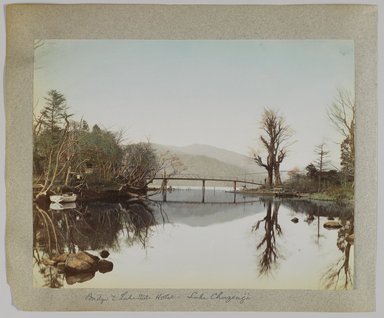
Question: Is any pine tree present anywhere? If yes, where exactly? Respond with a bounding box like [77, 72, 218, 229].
[40, 89, 69, 136]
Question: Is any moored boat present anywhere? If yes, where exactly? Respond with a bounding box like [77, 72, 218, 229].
[50, 193, 77, 203]
[62, 193, 77, 202]
[49, 202, 76, 210]
[50, 195, 63, 203]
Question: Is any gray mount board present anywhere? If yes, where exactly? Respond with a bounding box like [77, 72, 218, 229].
[5, 4, 377, 311]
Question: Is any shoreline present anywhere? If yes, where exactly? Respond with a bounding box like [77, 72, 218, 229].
[236, 189, 354, 205]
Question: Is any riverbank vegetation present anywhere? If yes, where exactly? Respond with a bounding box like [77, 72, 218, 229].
[251, 89, 355, 203]
[33, 89, 184, 203]
[34, 87, 354, 204]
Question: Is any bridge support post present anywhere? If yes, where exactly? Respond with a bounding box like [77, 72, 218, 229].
[202, 179, 205, 203]
[162, 178, 167, 202]
[233, 181, 237, 203]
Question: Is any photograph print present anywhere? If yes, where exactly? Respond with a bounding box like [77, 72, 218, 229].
[32, 40, 355, 290]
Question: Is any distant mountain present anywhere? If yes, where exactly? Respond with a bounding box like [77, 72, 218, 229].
[152, 143, 266, 184]
[153, 201, 265, 226]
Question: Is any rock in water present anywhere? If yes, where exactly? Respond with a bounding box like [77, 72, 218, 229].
[53, 252, 69, 264]
[83, 251, 100, 262]
[56, 262, 66, 272]
[100, 250, 110, 258]
[98, 260, 114, 273]
[346, 233, 355, 244]
[307, 214, 315, 221]
[66, 272, 95, 285]
[42, 258, 56, 266]
[291, 217, 299, 223]
[65, 251, 99, 273]
[323, 220, 342, 229]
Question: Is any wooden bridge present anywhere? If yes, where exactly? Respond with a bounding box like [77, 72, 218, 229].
[149, 175, 263, 203]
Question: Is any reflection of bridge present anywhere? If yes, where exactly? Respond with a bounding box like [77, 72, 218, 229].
[149, 175, 263, 203]
[152, 199, 262, 205]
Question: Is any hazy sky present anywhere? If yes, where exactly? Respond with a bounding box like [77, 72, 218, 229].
[34, 40, 354, 170]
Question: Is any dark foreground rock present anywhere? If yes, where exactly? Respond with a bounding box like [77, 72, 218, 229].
[56, 262, 66, 272]
[42, 258, 56, 266]
[346, 233, 355, 244]
[98, 260, 114, 273]
[53, 252, 69, 264]
[323, 220, 342, 229]
[100, 250, 110, 258]
[66, 272, 95, 285]
[65, 251, 100, 273]
[42, 250, 114, 284]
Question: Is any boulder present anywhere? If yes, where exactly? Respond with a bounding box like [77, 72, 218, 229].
[53, 252, 69, 264]
[346, 233, 355, 244]
[98, 260, 114, 273]
[100, 250, 110, 259]
[66, 272, 95, 285]
[83, 251, 100, 262]
[65, 251, 99, 273]
[56, 262, 66, 272]
[307, 214, 315, 221]
[291, 217, 299, 223]
[42, 258, 56, 266]
[323, 220, 342, 229]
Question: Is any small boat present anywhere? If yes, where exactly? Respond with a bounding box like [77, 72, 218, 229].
[50, 195, 63, 203]
[62, 193, 77, 202]
[50, 193, 77, 203]
[50, 202, 76, 210]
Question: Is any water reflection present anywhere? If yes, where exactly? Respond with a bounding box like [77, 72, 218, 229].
[33, 191, 354, 289]
[34, 200, 160, 254]
[321, 216, 354, 290]
[33, 199, 161, 287]
[252, 200, 282, 276]
[280, 199, 353, 218]
[279, 199, 354, 289]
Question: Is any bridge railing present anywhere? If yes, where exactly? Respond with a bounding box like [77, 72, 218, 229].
[150, 174, 264, 185]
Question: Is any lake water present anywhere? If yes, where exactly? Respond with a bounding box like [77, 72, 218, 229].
[33, 189, 354, 289]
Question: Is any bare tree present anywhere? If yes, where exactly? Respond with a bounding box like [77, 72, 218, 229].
[314, 143, 330, 191]
[253, 152, 274, 187]
[35, 116, 76, 200]
[34, 90, 75, 200]
[253, 108, 293, 187]
[328, 89, 355, 181]
[116, 142, 184, 194]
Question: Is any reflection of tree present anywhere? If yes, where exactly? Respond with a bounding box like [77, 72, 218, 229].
[280, 199, 353, 218]
[321, 217, 354, 290]
[34, 205, 60, 256]
[252, 200, 282, 275]
[118, 201, 158, 248]
[33, 254, 64, 288]
[33, 199, 163, 287]
[34, 200, 160, 254]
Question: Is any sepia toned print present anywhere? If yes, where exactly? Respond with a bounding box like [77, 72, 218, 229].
[32, 40, 355, 290]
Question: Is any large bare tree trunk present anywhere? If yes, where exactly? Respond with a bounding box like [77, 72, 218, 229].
[267, 167, 273, 188]
[274, 163, 282, 186]
[253, 108, 292, 189]
[254, 154, 273, 188]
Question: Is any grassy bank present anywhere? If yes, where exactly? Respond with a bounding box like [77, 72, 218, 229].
[239, 186, 354, 204]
